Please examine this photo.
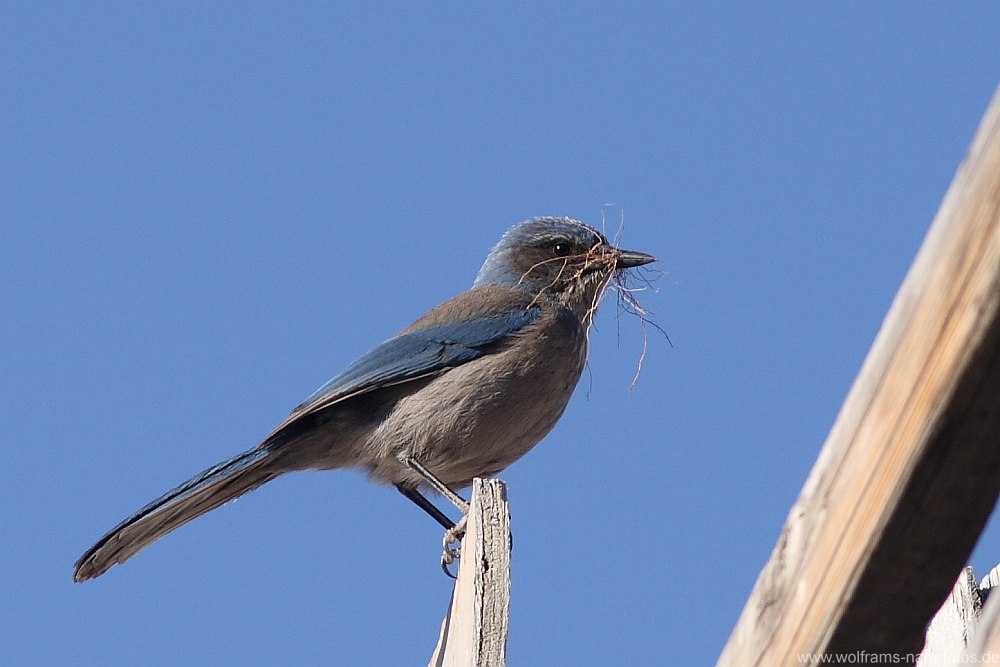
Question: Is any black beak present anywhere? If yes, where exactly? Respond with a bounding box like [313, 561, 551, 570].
[615, 248, 656, 269]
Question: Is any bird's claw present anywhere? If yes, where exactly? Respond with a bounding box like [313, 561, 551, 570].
[439, 517, 467, 578]
[441, 548, 461, 578]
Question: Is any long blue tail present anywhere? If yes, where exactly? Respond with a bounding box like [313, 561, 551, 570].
[74, 445, 281, 582]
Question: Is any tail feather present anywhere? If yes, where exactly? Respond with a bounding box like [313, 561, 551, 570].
[74, 446, 281, 582]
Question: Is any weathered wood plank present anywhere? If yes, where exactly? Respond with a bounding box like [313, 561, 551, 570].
[429, 478, 511, 667]
[922, 566, 984, 661]
[962, 565, 1000, 663]
[717, 86, 1000, 666]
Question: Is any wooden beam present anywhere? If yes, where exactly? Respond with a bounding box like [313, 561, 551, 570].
[717, 86, 1000, 666]
[429, 478, 511, 667]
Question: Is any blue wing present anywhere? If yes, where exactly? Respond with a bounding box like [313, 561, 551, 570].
[290, 306, 541, 417]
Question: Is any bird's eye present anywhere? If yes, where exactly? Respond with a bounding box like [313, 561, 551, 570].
[552, 242, 573, 257]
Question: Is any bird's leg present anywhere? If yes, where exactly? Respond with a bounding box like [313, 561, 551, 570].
[395, 484, 455, 531]
[397, 455, 470, 575]
[397, 455, 469, 513]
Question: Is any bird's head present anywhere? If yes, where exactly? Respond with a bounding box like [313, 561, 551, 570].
[474, 217, 655, 322]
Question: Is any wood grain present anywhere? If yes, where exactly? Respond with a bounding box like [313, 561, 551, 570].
[718, 86, 1000, 666]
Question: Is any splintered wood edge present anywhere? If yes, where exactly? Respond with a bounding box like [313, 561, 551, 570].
[922, 566, 984, 659]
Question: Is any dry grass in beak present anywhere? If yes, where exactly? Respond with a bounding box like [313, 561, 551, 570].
[611, 263, 670, 389]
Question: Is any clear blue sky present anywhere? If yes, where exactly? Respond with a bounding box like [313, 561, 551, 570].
[3, 4, 999, 665]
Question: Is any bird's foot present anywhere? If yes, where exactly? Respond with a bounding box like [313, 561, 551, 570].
[440, 515, 468, 578]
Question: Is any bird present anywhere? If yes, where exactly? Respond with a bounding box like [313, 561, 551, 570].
[73, 216, 655, 582]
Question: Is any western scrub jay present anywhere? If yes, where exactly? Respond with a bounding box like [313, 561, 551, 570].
[73, 216, 655, 582]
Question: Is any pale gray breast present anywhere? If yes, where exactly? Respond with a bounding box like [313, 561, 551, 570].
[364, 305, 588, 488]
